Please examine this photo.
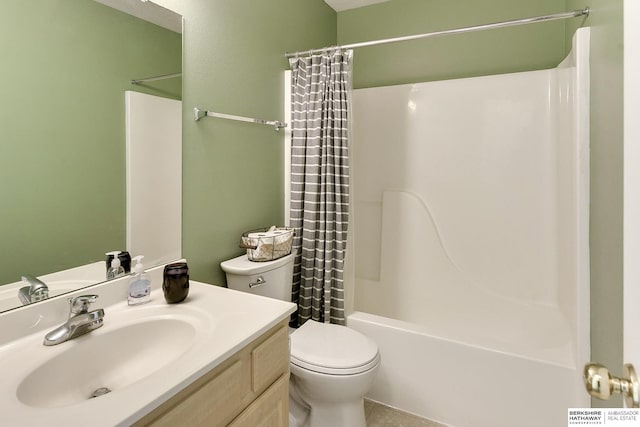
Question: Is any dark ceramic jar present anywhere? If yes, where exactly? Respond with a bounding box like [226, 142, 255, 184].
[162, 262, 189, 303]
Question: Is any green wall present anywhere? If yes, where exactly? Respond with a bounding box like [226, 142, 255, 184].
[338, 0, 569, 88]
[0, 0, 182, 284]
[160, 0, 573, 286]
[566, 0, 624, 408]
[156, 0, 336, 285]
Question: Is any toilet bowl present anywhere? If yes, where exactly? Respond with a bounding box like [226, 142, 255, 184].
[221, 254, 380, 427]
[288, 319, 380, 427]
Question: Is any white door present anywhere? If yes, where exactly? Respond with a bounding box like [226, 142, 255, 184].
[584, 0, 640, 409]
[125, 91, 182, 267]
[624, 0, 640, 375]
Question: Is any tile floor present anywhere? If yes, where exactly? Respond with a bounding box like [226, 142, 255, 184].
[364, 400, 448, 427]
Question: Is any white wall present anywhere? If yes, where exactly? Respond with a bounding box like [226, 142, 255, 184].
[353, 70, 569, 304]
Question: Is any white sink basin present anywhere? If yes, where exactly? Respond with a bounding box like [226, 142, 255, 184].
[17, 316, 198, 408]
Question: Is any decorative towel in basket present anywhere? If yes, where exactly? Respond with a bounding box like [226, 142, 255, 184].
[240, 226, 294, 262]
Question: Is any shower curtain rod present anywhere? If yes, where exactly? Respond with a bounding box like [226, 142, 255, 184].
[285, 7, 589, 58]
[130, 72, 182, 85]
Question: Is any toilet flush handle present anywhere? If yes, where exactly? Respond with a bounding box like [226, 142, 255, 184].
[249, 276, 267, 289]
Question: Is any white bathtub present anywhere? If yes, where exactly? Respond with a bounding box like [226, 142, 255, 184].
[348, 310, 584, 427]
[347, 28, 591, 427]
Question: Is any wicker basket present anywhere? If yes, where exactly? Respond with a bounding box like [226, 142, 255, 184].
[240, 227, 294, 262]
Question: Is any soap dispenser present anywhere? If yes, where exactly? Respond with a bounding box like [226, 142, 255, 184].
[128, 255, 151, 306]
[106, 251, 126, 280]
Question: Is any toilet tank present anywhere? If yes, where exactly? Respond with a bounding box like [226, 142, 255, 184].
[220, 253, 294, 302]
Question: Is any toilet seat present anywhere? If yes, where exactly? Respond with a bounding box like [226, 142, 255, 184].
[290, 320, 380, 375]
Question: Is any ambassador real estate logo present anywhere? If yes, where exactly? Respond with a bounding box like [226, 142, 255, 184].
[568, 409, 640, 426]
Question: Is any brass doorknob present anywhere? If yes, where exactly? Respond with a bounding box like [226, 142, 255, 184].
[584, 362, 640, 408]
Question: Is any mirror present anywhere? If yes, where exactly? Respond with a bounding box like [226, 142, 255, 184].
[0, 0, 182, 312]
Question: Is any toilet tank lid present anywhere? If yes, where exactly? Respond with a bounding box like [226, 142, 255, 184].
[220, 253, 295, 275]
[290, 320, 379, 373]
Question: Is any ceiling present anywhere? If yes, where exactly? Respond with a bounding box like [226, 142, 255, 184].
[94, 0, 182, 33]
[96, 1, 385, 27]
[324, 0, 392, 12]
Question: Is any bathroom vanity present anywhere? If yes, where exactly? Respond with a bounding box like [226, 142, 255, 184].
[0, 263, 296, 427]
[134, 321, 290, 426]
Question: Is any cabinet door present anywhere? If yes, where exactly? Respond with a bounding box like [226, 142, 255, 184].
[144, 358, 251, 427]
[252, 325, 289, 393]
[229, 373, 289, 427]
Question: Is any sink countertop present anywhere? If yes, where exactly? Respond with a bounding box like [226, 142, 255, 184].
[0, 263, 296, 427]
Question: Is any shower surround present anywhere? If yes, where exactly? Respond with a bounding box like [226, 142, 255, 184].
[348, 28, 590, 427]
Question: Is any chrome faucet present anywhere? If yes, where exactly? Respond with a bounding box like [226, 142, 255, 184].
[43, 295, 105, 346]
[18, 275, 49, 305]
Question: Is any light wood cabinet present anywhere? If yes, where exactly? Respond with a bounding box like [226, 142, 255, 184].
[229, 374, 289, 427]
[134, 320, 289, 427]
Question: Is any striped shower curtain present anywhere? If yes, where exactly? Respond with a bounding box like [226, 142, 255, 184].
[289, 50, 352, 326]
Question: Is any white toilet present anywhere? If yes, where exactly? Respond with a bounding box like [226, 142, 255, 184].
[221, 253, 380, 427]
